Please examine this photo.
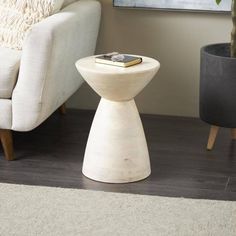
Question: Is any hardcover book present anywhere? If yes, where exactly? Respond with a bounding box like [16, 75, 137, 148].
[95, 54, 142, 67]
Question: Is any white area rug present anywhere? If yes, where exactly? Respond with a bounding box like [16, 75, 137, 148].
[0, 183, 235, 236]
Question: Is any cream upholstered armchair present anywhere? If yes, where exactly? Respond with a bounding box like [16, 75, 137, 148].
[0, 0, 101, 160]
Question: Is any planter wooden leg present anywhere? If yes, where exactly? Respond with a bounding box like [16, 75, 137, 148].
[231, 128, 236, 140]
[207, 126, 219, 151]
[0, 129, 14, 161]
[59, 103, 66, 115]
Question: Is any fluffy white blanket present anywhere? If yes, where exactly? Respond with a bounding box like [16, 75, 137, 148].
[0, 0, 63, 50]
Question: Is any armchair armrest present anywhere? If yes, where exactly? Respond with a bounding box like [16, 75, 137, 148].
[12, 0, 101, 131]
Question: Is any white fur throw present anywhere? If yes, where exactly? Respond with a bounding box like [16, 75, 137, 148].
[0, 0, 64, 50]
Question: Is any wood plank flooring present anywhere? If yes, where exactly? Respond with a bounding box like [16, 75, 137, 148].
[0, 109, 236, 201]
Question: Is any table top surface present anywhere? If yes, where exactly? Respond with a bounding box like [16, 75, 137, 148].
[76, 55, 160, 75]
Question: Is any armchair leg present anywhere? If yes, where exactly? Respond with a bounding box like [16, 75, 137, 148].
[231, 128, 236, 140]
[0, 129, 14, 161]
[59, 103, 66, 115]
[207, 125, 219, 151]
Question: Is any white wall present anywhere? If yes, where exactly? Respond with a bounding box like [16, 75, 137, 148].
[68, 0, 231, 117]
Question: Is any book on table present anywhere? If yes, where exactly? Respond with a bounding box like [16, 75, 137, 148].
[95, 53, 142, 67]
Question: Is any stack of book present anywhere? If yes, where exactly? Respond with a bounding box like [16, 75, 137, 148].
[95, 53, 142, 68]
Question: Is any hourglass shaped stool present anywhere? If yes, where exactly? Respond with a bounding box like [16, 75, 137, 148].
[76, 55, 160, 183]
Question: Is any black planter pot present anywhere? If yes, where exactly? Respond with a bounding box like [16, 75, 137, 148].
[200, 43, 236, 128]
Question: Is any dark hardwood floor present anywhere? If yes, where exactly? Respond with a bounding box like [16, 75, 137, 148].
[0, 109, 236, 201]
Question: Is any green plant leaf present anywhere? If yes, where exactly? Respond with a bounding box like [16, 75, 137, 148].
[216, 0, 222, 4]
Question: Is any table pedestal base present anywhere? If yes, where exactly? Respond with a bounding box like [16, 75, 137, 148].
[82, 98, 151, 183]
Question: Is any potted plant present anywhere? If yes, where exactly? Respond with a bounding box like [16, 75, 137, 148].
[217, 0, 236, 56]
[200, 0, 236, 150]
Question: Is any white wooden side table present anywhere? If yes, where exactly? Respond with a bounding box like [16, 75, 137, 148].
[76, 55, 160, 183]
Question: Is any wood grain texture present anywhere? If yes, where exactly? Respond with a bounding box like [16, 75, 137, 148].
[207, 126, 219, 150]
[0, 110, 236, 201]
[0, 129, 14, 161]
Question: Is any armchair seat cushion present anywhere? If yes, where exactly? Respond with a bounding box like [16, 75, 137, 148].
[0, 47, 21, 99]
